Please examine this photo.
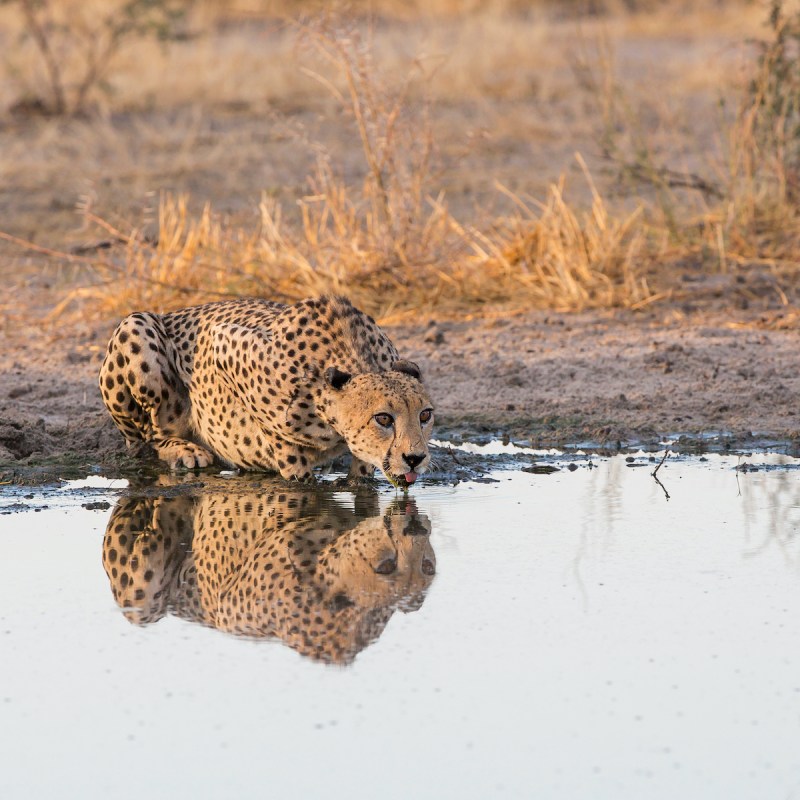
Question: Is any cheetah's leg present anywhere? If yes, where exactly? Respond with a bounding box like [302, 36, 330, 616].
[274, 442, 319, 482]
[103, 495, 194, 624]
[99, 312, 214, 469]
[347, 457, 375, 481]
[271, 441, 355, 482]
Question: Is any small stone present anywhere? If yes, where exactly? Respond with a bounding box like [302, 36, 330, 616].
[424, 329, 445, 345]
[67, 350, 92, 365]
[7, 385, 32, 399]
[82, 501, 112, 511]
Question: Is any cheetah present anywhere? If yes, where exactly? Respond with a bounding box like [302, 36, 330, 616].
[99, 295, 434, 487]
[103, 483, 436, 664]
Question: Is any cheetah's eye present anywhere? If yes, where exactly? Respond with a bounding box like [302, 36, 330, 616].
[374, 413, 394, 428]
[419, 409, 433, 424]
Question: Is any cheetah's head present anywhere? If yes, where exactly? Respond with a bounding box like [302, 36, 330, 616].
[323, 360, 434, 488]
[314, 501, 436, 610]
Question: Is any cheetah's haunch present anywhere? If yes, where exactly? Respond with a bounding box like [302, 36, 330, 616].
[99, 295, 435, 485]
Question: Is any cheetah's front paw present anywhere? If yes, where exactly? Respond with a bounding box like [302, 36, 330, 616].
[156, 440, 215, 470]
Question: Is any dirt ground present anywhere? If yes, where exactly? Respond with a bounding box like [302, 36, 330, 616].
[1, 4, 798, 478]
[1, 285, 798, 479]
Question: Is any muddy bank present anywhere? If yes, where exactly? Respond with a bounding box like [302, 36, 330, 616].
[1, 302, 798, 483]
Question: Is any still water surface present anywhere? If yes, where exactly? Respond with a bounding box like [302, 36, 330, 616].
[0, 452, 799, 799]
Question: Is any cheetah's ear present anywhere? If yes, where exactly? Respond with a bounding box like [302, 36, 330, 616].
[392, 359, 422, 382]
[325, 367, 352, 390]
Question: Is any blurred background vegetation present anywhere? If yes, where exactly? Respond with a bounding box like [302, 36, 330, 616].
[0, 0, 797, 320]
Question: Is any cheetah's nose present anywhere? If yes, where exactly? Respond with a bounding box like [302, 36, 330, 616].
[403, 453, 425, 471]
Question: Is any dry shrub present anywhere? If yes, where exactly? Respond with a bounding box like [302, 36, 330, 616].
[578, 0, 800, 280]
[291, 14, 460, 278]
[716, 0, 800, 265]
[1, 0, 184, 115]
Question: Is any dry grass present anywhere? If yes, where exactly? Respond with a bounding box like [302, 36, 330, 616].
[716, 0, 800, 263]
[476, 158, 653, 311]
[51, 13, 658, 319]
[3, 1, 799, 322]
[59, 167, 655, 320]
[1, 7, 561, 113]
[573, 0, 800, 285]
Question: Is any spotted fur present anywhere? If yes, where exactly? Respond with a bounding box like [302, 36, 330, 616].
[99, 295, 434, 483]
[103, 488, 436, 664]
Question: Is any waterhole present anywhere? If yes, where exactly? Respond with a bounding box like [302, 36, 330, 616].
[1, 450, 798, 799]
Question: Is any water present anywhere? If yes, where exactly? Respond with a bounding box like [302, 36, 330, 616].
[1, 453, 799, 800]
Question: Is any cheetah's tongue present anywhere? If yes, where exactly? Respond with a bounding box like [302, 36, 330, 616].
[404, 471, 418, 485]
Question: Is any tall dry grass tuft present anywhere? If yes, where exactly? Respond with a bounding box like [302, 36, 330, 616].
[51, 195, 268, 317]
[717, 0, 800, 265]
[248, 13, 470, 315]
[480, 157, 652, 311]
[54, 14, 468, 318]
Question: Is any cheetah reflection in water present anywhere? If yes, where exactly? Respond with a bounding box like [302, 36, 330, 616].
[102, 483, 436, 665]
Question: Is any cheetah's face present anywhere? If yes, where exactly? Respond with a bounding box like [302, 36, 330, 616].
[324, 361, 434, 487]
[316, 503, 436, 608]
